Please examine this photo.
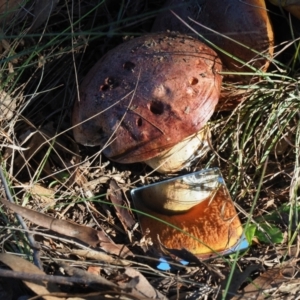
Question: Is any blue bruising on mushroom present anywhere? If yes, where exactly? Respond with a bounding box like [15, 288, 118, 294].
[157, 257, 189, 271]
[156, 234, 249, 270]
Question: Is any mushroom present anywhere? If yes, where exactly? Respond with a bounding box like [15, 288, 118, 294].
[131, 168, 244, 256]
[72, 32, 222, 173]
[152, 0, 274, 74]
[268, 0, 300, 19]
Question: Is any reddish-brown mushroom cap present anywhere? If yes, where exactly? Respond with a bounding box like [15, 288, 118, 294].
[152, 0, 274, 73]
[72, 32, 222, 164]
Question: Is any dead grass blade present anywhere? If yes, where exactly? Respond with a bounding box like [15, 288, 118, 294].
[58, 248, 131, 266]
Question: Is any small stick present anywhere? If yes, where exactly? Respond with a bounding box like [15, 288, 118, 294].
[0, 268, 118, 289]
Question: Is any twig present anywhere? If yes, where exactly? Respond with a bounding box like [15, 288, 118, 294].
[0, 268, 118, 290]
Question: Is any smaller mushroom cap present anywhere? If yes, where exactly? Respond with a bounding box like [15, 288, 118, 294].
[72, 32, 222, 164]
[152, 0, 274, 73]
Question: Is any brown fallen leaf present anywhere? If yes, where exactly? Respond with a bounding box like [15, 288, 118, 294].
[108, 179, 135, 231]
[0, 197, 133, 257]
[87, 266, 101, 276]
[117, 267, 167, 300]
[0, 253, 62, 300]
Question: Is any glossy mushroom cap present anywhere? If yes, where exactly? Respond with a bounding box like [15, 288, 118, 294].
[152, 0, 274, 73]
[72, 32, 222, 164]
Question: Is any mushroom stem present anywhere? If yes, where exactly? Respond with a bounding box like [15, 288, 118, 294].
[144, 127, 211, 173]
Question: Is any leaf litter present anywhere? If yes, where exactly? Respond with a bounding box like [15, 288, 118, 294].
[0, 0, 300, 299]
